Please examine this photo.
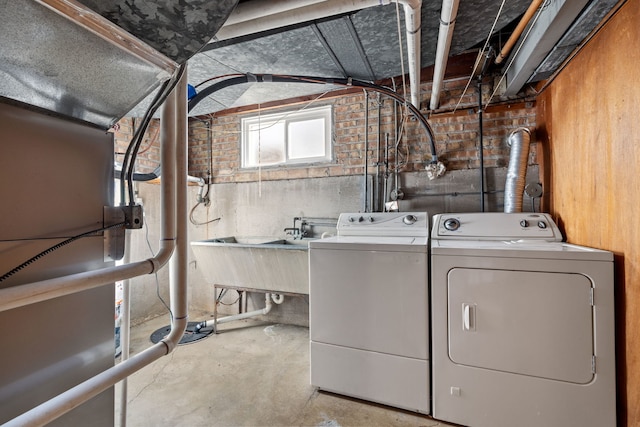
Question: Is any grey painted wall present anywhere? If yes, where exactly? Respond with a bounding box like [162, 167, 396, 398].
[127, 165, 541, 327]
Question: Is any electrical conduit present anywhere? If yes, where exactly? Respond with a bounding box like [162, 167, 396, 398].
[2, 67, 189, 427]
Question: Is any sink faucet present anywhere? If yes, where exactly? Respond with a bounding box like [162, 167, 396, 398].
[284, 217, 305, 239]
[283, 227, 301, 238]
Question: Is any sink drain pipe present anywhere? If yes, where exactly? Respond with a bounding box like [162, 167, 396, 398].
[504, 127, 532, 213]
[196, 293, 284, 332]
[3, 68, 189, 427]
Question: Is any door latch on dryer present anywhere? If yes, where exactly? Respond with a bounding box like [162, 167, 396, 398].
[462, 303, 476, 331]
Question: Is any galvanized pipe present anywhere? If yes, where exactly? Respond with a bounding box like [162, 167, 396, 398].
[3, 68, 189, 427]
[504, 127, 532, 213]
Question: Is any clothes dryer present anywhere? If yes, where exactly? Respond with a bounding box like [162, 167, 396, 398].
[430, 212, 616, 427]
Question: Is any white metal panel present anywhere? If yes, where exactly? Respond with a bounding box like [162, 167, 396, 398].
[0, 102, 114, 426]
[432, 212, 562, 241]
[447, 268, 594, 384]
[431, 240, 613, 261]
[309, 235, 428, 252]
[309, 247, 428, 358]
[336, 212, 429, 237]
[310, 341, 430, 414]
[431, 253, 616, 427]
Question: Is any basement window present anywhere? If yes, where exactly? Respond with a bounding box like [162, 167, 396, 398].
[241, 105, 332, 168]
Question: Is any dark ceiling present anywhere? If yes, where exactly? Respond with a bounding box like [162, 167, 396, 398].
[184, 0, 532, 116]
[1, 0, 620, 127]
[140, 0, 618, 117]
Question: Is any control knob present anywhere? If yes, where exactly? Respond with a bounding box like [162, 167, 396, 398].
[443, 218, 460, 231]
[403, 214, 417, 225]
[520, 219, 529, 228]
[537, 220, 547, 229]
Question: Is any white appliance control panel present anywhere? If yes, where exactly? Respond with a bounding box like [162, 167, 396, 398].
[337, 212, 429, 237]
[432, 212, 563, 241]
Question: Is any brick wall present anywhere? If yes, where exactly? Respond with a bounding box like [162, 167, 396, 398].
[113, 117, 162, 174]
[114, 77, 537, 181]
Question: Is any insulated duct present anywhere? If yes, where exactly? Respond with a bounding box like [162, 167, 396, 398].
[504, 127, 531, 213]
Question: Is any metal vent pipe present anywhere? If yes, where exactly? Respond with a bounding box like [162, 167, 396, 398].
[504, 127, 531, 213]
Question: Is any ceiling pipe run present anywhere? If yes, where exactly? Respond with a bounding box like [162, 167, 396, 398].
[429, 0, 460, 111]
[212, 0, 422, 108]
[495, 0, 545, 64]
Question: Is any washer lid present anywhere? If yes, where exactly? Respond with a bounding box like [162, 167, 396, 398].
[310, 235, 428, 252]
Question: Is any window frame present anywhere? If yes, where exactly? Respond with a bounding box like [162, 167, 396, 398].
[240, 105, 332, 168]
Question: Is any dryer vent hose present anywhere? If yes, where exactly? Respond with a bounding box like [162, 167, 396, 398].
[504, 128, 531, 213]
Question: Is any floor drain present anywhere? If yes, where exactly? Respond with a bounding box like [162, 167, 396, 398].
[150, 321, 214, 345]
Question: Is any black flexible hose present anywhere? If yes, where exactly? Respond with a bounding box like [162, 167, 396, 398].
[187, 74, 438, 162]
[120, 78, 171, 205]
[120, 65, 187, 206]
[0, 222, 126, 283]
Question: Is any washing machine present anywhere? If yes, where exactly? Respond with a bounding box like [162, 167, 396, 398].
[309, 212, 430, 413]
[430, 212, 616, 427]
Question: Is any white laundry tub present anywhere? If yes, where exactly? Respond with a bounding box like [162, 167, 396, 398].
[190, 237, 311, 295]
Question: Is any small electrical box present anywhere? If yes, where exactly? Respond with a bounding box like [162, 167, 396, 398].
[121, 204, 144, 229]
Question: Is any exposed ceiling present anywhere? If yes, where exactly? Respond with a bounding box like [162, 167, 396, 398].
[0, 0, 621, 127]
[143, 0, 620, 117]
[185, 0, 531, 116]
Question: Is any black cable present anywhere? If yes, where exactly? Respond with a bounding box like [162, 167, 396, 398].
[0, 222, 126, 283]
[187, 74, 438, 162]
[121, 64, 187, 206]
[120, 79, 171, 205]
[127, 65, 187, 205]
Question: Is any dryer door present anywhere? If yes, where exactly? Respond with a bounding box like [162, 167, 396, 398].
[447, 268, 594, 384]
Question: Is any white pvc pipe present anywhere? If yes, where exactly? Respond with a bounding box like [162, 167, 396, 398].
[3, 68, 189, 427]
[118, 230, 132, 427]
[213, 0, 422, 108]
[166, 64, 190, 350]
[401, 0, 422, 108]
[0, 259, 159, 313]
[208, 293, 275, 330]
[429, 0, 460, 111]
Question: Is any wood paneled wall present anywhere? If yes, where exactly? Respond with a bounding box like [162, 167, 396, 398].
[536, 1, 640, 425]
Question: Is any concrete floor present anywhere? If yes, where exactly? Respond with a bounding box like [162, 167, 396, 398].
[115, 314, 457, 427]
